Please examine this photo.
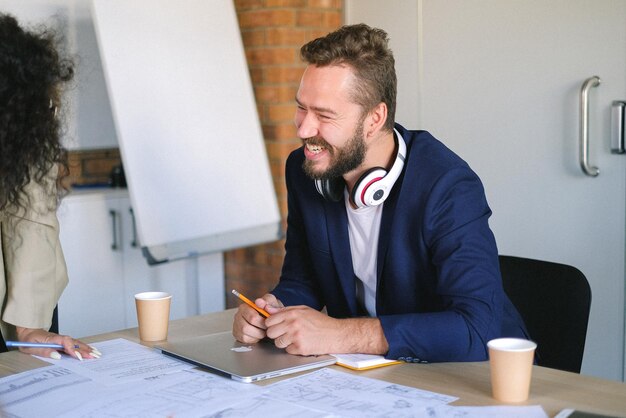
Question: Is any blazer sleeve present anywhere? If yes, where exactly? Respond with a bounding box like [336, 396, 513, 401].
[379, 166, 504, 362]
[0, 166, 69, 339]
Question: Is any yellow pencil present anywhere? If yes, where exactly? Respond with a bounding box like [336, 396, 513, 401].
[231, 289, 270, 318]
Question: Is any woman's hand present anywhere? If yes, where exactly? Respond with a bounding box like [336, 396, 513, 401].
[15, 327, 101, 360]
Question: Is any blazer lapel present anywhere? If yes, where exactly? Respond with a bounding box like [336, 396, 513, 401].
[378, 127, 406, 289]
[377, 178, 401, 285]
[324, 199, 358, 316]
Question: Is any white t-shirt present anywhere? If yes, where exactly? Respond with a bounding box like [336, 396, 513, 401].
[345, 194, 383, 317]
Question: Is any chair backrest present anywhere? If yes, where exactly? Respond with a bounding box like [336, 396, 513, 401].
[498, 255, 591, 373]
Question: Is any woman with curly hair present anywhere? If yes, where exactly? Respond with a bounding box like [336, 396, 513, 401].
[0, 13, 99, 361]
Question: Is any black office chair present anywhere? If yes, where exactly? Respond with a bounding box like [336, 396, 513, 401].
[498, 255, 591, 373]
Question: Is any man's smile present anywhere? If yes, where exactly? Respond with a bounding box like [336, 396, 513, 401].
[305, 142, 326, 155]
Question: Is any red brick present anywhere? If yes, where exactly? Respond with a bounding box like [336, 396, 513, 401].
[323, 11, 342, 27]
[246, 48, 297, 66]
[226, 248, 248, 263]
[266, 27, 308, 46]
[308, 0, 342, 9]
[254, 85, 298, 103]
[224, 262, 244, 279]
[273, 175, 286, 191]
[266, 140, 300, 160]
[253, 104, 264, 123]
[268, 103, 297, 122]
[278, 195, 288, 217]
[254, 248, 270, 265]
[268, 169, 285, 186]
[248, 67, 264, 84]
[234, 0, 266, 10]
[307, 28, 332, 40]
[268, 253, 284, 270]
[266, 0, 307, 7]
[238, 9, 296, 28]
[240, 29, 266, 47]
[296, 10, 324, 27]
[263, 66, 305, 83]
[263, 123, 298, 141]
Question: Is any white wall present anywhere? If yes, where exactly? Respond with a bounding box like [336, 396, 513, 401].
[344, 0, 421, 128]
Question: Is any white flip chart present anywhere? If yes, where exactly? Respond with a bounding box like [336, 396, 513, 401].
[91, 0, 281, 264]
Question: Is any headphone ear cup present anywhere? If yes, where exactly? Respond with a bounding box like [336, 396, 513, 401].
[315, 177, 345, 202]
[351, 167, 387, 208]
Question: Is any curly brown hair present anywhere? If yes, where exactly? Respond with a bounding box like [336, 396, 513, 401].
[0, 13, 73, 212]
[300, 23, 397, 132]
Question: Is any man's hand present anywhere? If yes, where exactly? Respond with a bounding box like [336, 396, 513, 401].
[232, 293, 283, 344]
[15, 327, 101, 361]
[264, 305, 389, 356]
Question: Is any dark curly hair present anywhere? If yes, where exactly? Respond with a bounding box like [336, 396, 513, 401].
[0, 13, 73, 212]
[300, 24, 397, 132]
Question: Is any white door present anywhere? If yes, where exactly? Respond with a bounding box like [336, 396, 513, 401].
[347, 0, 626, 381]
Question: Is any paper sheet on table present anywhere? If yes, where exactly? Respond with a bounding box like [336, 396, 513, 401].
[261, 368, 548, 418]
[425, 405, 549, 418]
[0, 365, 112, 417]
[262, 367, 457, 417]
[39, 338, 194, 385]
[0, 365, 266, 418]
[169, 392, 336, 418]
[55, 368, 267, 418]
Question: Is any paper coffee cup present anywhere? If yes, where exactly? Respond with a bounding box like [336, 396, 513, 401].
[134, 291, 172, 342]
[488, 338, 537, 403]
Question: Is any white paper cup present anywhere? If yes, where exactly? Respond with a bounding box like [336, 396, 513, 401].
[488, 338, 537, 402]
[134, 292, 172, 342]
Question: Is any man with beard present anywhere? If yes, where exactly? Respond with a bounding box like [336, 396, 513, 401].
[232, 24, 528, 363]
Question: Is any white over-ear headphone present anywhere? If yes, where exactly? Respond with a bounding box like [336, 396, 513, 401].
[315, 128, 406, 207]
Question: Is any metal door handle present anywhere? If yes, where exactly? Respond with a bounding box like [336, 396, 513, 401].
[579, 76, 601, 177]
[129, 207, 138, 248]
[611, 101, 626, 154]
[109, 209, 119, 250]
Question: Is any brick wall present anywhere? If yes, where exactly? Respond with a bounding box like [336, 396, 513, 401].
[226, 0, 343, 307]
[64, 149, 121, 188]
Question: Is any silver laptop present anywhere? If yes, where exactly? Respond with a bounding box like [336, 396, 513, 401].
[156, 332, 336, 383]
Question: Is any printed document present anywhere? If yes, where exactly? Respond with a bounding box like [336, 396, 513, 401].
[1, 338, 549, 418]
[38, 338, 194, 385]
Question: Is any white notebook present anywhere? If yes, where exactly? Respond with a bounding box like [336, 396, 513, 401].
[332, 353, 402, 370]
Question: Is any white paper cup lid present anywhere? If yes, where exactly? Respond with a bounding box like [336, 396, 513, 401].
[487, 338, 537, 352]
[134, 291, 171, 300]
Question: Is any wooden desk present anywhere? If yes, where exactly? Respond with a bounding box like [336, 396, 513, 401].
[1, 309, 625, 418]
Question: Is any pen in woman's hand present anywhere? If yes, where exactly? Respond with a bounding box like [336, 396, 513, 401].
[5, 341, 80, 349]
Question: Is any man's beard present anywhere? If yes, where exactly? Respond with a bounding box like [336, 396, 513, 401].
[303, 123, 366, 181]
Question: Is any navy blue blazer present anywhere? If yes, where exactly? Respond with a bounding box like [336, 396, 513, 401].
[272, 124, 528, 362]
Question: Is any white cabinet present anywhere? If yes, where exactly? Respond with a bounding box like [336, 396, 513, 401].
[57, 190, 126, 336]
[57, 190, 225, 338]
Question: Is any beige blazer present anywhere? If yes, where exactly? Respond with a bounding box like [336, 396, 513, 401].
[0, 166, 68, 342]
